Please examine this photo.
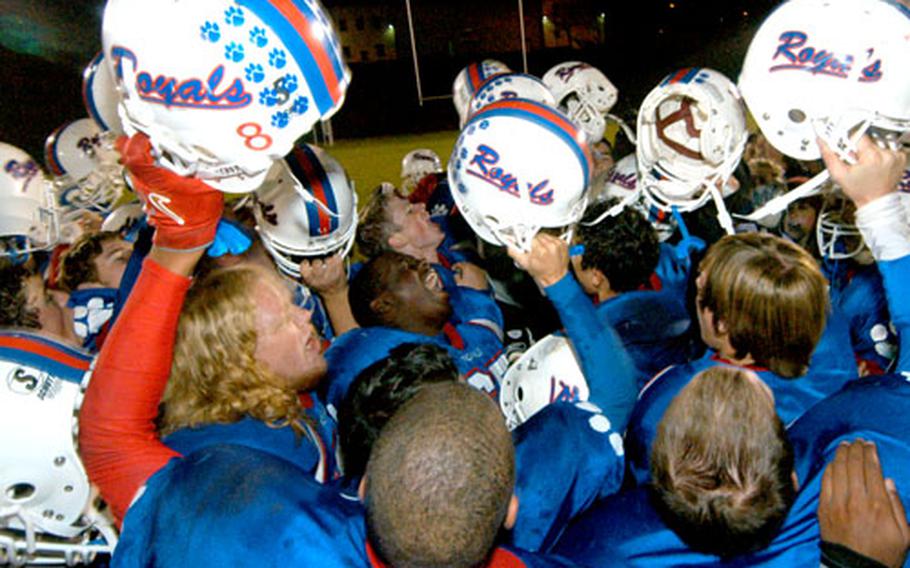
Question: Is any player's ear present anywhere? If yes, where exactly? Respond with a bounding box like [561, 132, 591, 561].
[388, 232, 407, 250]
[358, 475, 368, 502]
[503, 495, 519, 530]
[370, 293, 395, 322]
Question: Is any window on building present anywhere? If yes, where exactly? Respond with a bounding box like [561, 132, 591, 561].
[355, 16, 364, 30]
[360, 50, 369, 62]
[370, 16, 381, 30]
[375, 43, 386, 58]
[342, 46, 351, 59]
[338, 18, 347, 32]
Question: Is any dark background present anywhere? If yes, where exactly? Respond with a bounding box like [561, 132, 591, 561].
[1, 0, 779, 161]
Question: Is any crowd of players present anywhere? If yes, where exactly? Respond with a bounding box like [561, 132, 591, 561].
[1, 0, 909, 566]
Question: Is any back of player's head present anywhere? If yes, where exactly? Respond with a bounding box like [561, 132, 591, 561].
[163, 265, 307, 437]
[338, 343, 458, 480]
[577, 199, 661, 292]
[357, 183, 399, 260]
[651, 365, 795, 558]
[0, 261, 40, 329]
[57, 230, 119, 292]
[365, 382, 515, 568]
[698, 232, 827, 378]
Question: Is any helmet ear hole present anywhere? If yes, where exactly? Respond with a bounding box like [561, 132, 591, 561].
[6, 483, 36, 501]
[788, 109, 807, 124]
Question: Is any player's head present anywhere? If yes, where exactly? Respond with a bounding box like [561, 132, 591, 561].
[696, 233, 828, 378]
[57, 231, 132, 292]
[573, 198, 661, 298]
[338, 343, 458, 479]
[356, 182, 444, 261]
[162, 265, 324, 436]
[348, 251, 451, 336]
[0, 261, 67, 337]
[651, 365, 795, 557]
[364, 381, 517, 567]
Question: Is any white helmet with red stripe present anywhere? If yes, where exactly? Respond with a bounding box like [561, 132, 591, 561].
[0, 142, 59, 258]
[448, 98, 592, 252]
[452, 60, 511, 127]
[466, 73, 557, 125]
[102, 0, 351, 193]
[82, 51, 125, 136]
[253, 143, 357, 278]
[543, 61, 618, 144]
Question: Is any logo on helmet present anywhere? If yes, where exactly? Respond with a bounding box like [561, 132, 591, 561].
[4, 159, 39, 183]
[111, 46, 252, 109]
[555, 63, 589, 82]
[770, 32, 882, 82]
[550, 376, 581, 404]
[467, 144, 555, 205]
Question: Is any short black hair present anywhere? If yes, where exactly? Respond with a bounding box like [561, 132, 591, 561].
[0, 261, 40, 328]
[337, 343, 458, 479]
[577, 199, 661, 292]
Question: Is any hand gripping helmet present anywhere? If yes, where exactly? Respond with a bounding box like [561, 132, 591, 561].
[0, 331, 117, 565]
[637, 67, 748, 234]
[466, 73, 557, 125]
[82, 51, 125, 136]
[400, 148, 443, 194]
[499, 334, 589, 430]
[0, 142, 59, 259]
[452, 59, 511, 127]
[44, 118, 125, 215]
[102, 0, 351, 193]
[448, 99, 592, 252]
[816, 187, 868, 260]
[542, 61, 618, 144]
[739, 0, 910, 162]
[254, 143, 357, 278]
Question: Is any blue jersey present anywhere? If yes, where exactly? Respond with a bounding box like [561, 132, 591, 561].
[553, 373, 910, 568]
[508, 401, 625, 553]
[115, 444, 581, 567]
[626, 314, 856, 486]
[823, 260, 898, 374]
[879, 254, 910, 372]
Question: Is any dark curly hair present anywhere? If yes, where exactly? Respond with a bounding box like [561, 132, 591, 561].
[0, 262, 40, 328]
[577, 199, 661, 292]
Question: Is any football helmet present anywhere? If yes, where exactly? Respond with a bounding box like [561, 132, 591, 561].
[254, 143, 357, 278]
[400, 148, 443, 194]
[44, 118, 125, 215]
[452, 59, 510, 127]
[82, 51, 125, 135]
[816, 188, 867, 260]
[100, 200, 146, 242]
[637, 67, 748, 234]
[0, 331, 117, 565]
[499, 334, 589, 430]
[0, 143, 59, 259]
[466, 73, 556, 125]
[739, 0, 910, 162]
[542, 61, 617, 144]
[102, 0, 351, 193]
[448, 99, 592, 252]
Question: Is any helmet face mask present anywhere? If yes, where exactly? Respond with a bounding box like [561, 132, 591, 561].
[542, 61, 619, 144]
[102, 0, 351, 193]
[448, 99, 592, 252]
[253, 144, 357, 279]
[0, 143, 60, 259]
[816, 189, 868, 261]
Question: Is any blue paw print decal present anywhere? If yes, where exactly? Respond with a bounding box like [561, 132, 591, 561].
[271, 111, 290, 129]
[479, 120, 489, 129]
[224, 6, 245, 26]
[460, 148, 468, 159]
[458, 182, 468, 194]
[291, 96, 309, 114]
[200, 21, 221, 42]
[269, 48, 287, 69]
[225, 42, 245, 63]
[259, 88, 279, 107]
[281, 74, 298, 94]
[249, 27, 268, 48]
[245, 63, 265, 83]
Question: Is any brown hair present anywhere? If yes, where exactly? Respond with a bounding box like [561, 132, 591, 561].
[698, 233, 828, 378]
[651, 366, 795, 557]
[365, 382, 514, 567]
[160, 266, 309, 438]
[355, 183, 400, 260]
[0, 261, 39, 328]
[57, 231, 120, 292]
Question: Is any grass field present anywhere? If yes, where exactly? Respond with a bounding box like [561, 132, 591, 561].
[326, 130, 459, 204]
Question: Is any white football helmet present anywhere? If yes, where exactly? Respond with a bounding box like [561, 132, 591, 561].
[0, 331, 117, 565]
[816, 188, 867, 260]
[466, 73, 557, 125]
[400, 148, 443, 194]
[0, 143, 59, 259]
[542, 61, 617, 144]
[100, 200, 146, 241]
[499, 334, 589, 430]
[254, 143, 357, 278]
[82, 51, 125, 135]
[448, 99, 592, 252]
[452, 59, 511, 127]
[102, 0, 351, 193]
[739, 0, 910, 162]
[44, 118, 125, 216]
[637, 67, 748, 234]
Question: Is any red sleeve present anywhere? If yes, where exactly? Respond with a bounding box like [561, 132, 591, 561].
[78, 258, 189, 525]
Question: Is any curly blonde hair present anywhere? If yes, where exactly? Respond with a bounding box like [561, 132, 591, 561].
[160, 265, 310, 438]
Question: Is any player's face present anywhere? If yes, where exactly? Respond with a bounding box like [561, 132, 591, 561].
[253, 277, 326, 392]
[24, 275, 66, 337]
[94, 238, 133, 289]
[782, 201, 818, 246]
[387, 194, 444, 250]
[387, 256, 452, 332]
